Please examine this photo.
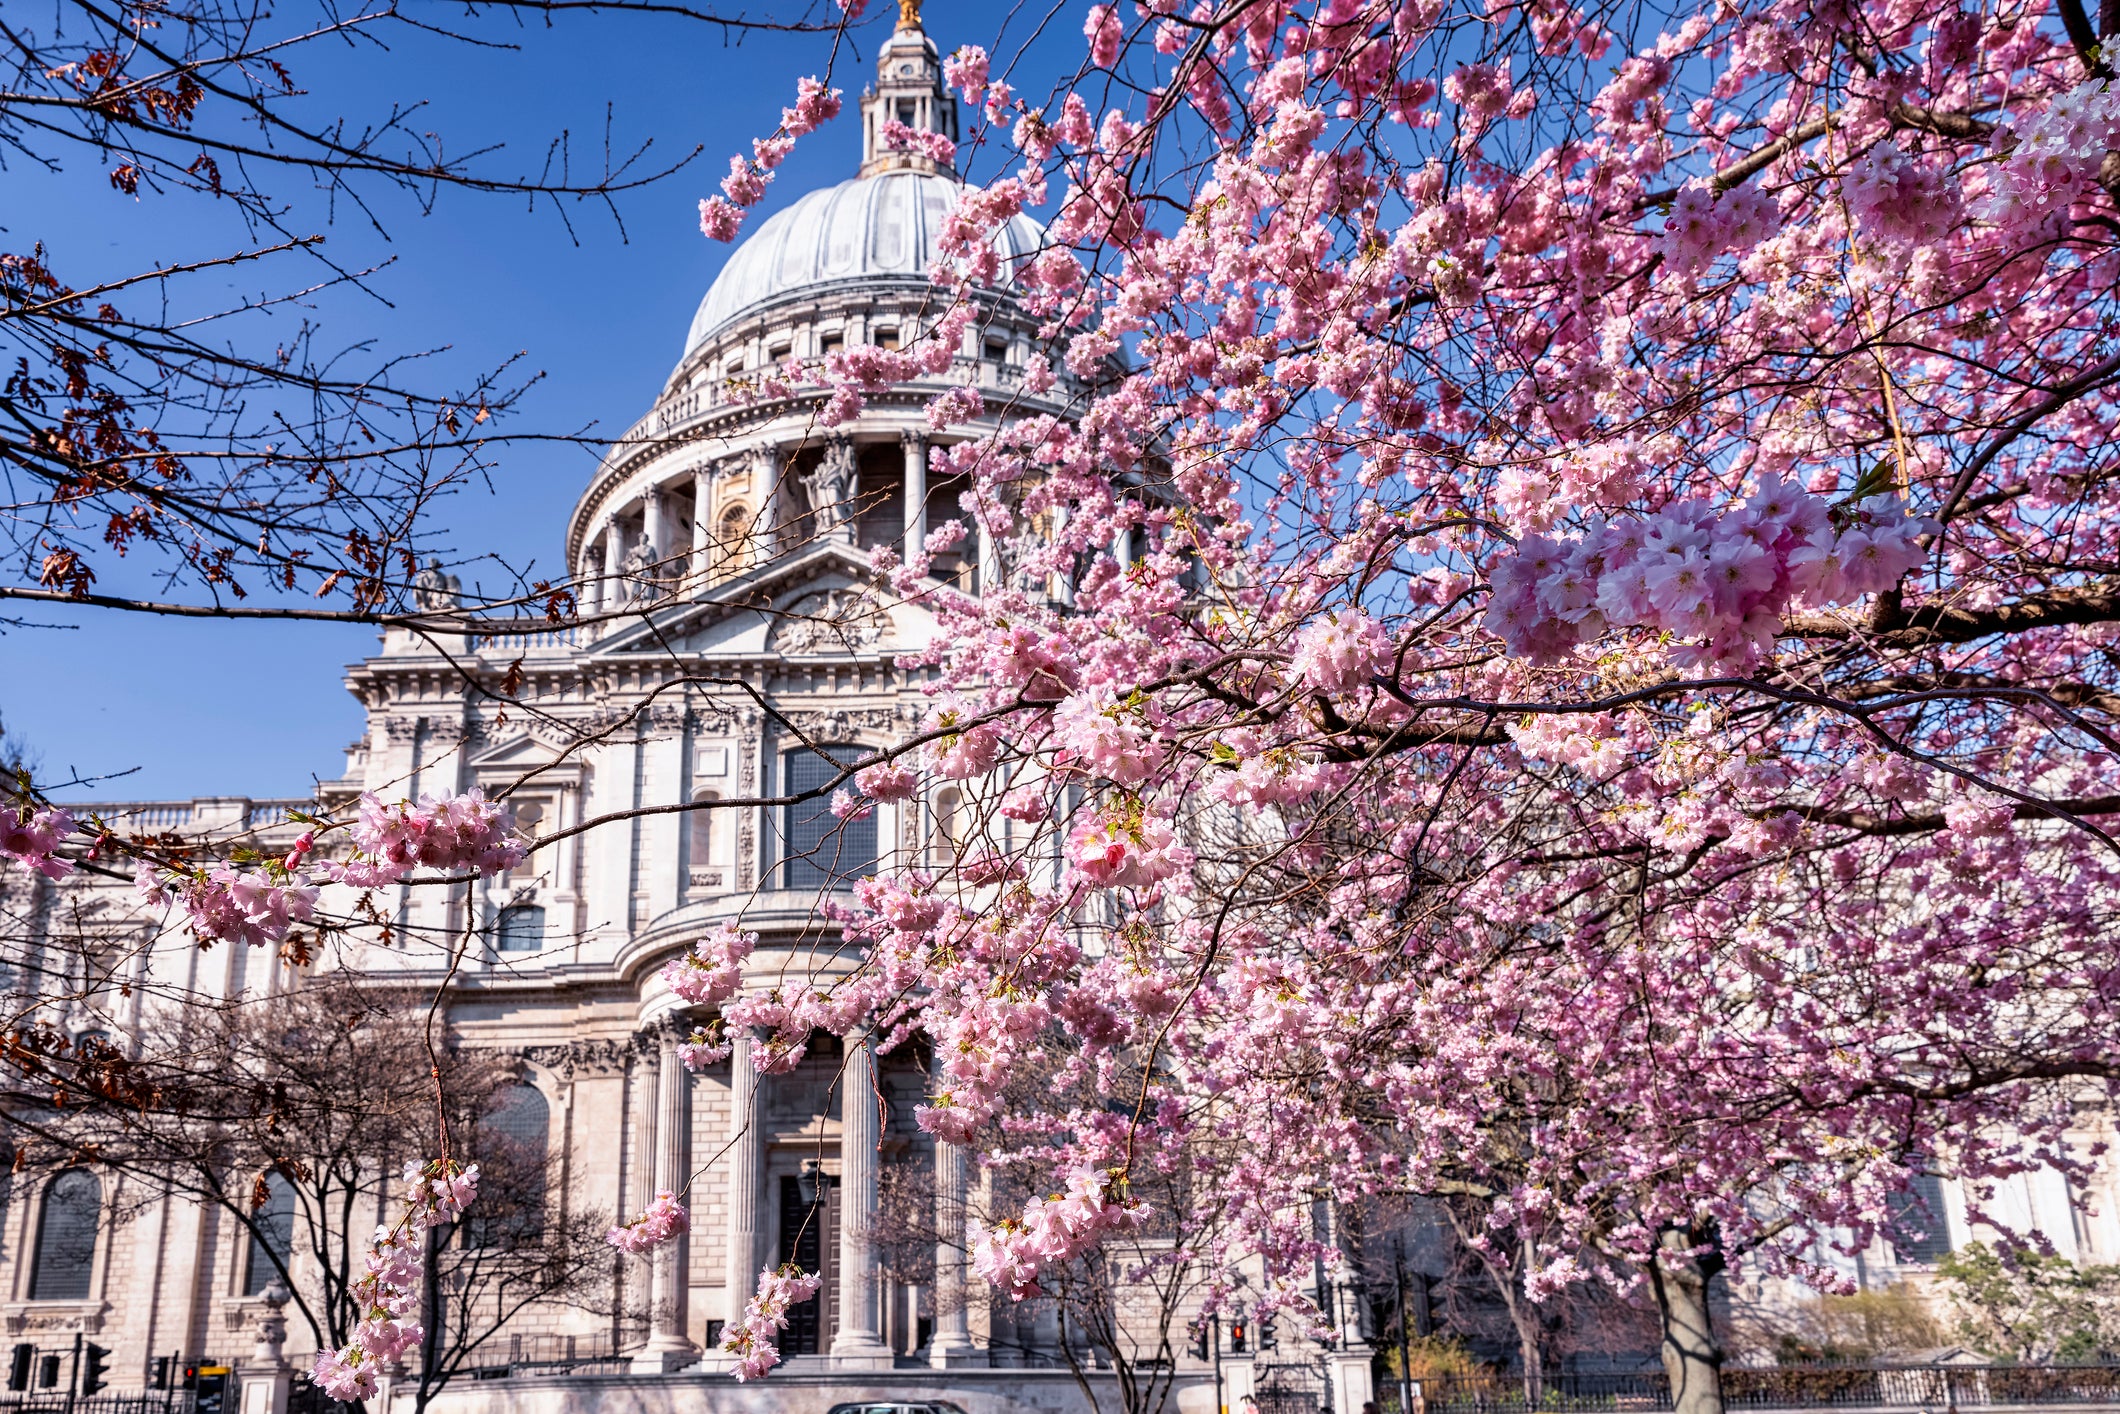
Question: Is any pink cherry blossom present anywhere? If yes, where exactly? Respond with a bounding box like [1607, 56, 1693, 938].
[0, 804, 74, 879]
[313, 1159, 476, 1396]
[606, 1190, 689, 1255]
[1291, 609, 1392, 695]
[721, 1265, 823, 1380]
[659, 922, 756, 1007]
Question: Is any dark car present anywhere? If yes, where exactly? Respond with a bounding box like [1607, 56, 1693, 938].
[828, 1404, 969, 1414]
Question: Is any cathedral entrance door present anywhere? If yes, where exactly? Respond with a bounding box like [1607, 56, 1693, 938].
[777, 1172, 841, 1354]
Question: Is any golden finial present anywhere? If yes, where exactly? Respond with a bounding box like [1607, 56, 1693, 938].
[897, 0, 921, 29]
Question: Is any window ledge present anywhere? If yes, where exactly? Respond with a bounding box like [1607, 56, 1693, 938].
[3, 1300, 109, 1335]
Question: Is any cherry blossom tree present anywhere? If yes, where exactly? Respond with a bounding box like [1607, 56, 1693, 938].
[667, 0, 2120, 1409]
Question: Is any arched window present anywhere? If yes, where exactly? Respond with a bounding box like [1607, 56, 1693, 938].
[715, 504, 753, 575]
[470, 1083, 549, 1246]
[781, 744, 876, 891]
[244, 1176, 295, 1296]
[690, 790, 726, 884]
[930, 787, 964, 865]
[29, 1170, 99, 1301]
[496, 904, 545, 953]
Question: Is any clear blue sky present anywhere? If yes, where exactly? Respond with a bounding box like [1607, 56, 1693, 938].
[4, 0, 1064, 802]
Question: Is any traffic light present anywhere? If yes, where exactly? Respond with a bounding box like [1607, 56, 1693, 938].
[1192, 1324, 1210, 1362]
[193, 1365, 231, 1414]
[7, 1345, 31, 1392]
[1258, 1312, 1278, 1350]
[1229, 1318, 1247, 1354]
[82, 1343, 111, 1396]
[152, 1356, 171, 1390]
[38, 1355, 60, 1389]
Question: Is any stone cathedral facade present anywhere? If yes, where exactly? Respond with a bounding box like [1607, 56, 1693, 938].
[0, 12, 1153, 1413]
[8, 8, 2120, 1411]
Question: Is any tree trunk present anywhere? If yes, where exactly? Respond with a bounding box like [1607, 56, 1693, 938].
[1647, 1229, 1724, 1414]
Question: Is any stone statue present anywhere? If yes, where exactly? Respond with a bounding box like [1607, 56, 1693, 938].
[802, 438, 861, 546]
[898, 0, 921, 29]
[411, 558, 461, 611]
[622, 535, 664, 605]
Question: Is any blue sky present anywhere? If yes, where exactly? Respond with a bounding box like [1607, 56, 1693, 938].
[5, 0, 1052, 802]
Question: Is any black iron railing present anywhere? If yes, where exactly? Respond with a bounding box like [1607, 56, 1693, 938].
[1375, 1365, 2120, 1414]
[0, 1397, 195, 1414]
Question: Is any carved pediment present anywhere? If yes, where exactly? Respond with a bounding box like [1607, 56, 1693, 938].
[766, 588, 893, 657]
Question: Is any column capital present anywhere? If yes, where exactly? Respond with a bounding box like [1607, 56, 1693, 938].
[899, 428, 928, 452]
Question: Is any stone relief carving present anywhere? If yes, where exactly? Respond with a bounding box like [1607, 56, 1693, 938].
[524, 1038, 631, 1079]
[3, 1301, 107, 1335]
[779, 705, 908, 739]
[767, 588, 891, 656]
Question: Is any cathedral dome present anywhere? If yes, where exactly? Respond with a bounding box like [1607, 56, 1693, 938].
[681, 168, 1045, 353]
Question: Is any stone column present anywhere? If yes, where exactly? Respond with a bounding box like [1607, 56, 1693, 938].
[901, 430, 928, 564]
[724, 1030, 761, 1328]
[927, 1139, 980, 1366]
[602, 522, 625, 628]
[634, 1024, 699, 1371]
[830, 1031, 893, 1367]
[691, 465, 714, 587]
[643, 487, 666, 567]
[754, 444, 782, 559]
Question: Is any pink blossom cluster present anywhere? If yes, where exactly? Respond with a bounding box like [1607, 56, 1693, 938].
[721, 1265, 823, 1380]
[1065, 810, 1190, 890]
[677, 1026, 732, 1071]
[880, 116, 956, 165]
[1978, 80, 2120, 235]
[326, 788, 523, 887]
[700, 77, 843, 242]
[605, 1190, 689, 1255]
[136, 861, 319, 949]
[312, 1160, 478, 1399]
[943, 45, 989, 103]
[1083, 5, 1122, 69]
[925, 716, 1002, 778]
[1841, 142, 1962, 247]
[1654, 182, 1778, 276]
[1051, 684, 1159, 785]
[659, 922, 756, 1008]
[0, 804, 74, 880]
[1484, 482, 1934, 668]
[723, 983, 883, 1073]
[828, 788, 873, 822]
[1291, 609, 1393, 695]
[969, 1167, 1138, 1301]
[855, 760, 918, 801]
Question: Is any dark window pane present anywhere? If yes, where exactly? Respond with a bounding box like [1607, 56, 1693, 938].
[496, 905, 545, 953]
[470, 1084, 548, 1246]
[781, 745, 876, 891]
[1888, 1172, 1952, 1263]
[30, 1170, 99, 1300]
[245, 1178, 295, 1296]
